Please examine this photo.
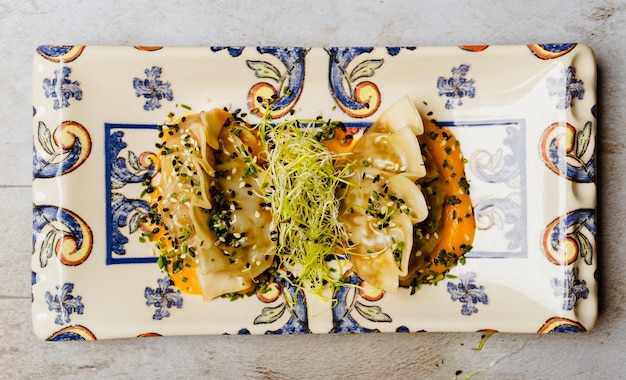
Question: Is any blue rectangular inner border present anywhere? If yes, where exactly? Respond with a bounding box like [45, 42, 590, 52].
[104, 119, 527, 265]
[439, 119, 528, 259]
[105, 123, 159, 265]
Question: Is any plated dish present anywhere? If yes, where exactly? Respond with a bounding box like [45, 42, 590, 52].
[32, 44, 597, 340]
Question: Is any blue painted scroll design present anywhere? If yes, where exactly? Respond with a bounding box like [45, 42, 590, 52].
[33, 204, 93, 268]
[254, 276, 311, 334]
[326, 47, 383, 118]
[542, 208, 596, 266]
[246, 47, 308, 118]
[33, 120, 91, 178]
[330, 270, 391, 333]
[105, 124, 158, 264]
[540, 121, 595, 183]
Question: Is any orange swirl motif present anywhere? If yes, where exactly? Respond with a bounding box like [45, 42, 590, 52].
[46, 325, 97, 341]
[538, 317, 586, 333]
[34, 205, 93, 267]
[33, 120, 92, 178]
[36, 45, 85, 63]
[327, 47, 383, 118]
[134, 46, 163, 51]
[246, 47, 308, 119]
[528, 44, 577, 59]
[459, 45, 489, 52]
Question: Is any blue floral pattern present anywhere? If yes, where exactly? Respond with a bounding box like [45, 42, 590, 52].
[45, 283, 84, 325]
[447, 272, 488, 315]
[42, 67, 83, 109]
[547, 66, 584, 109]
[551, 268, 589, 310]
[145, 276, 183, 320]
[437, 64, 475, 109]
[132, 66, 174, 111]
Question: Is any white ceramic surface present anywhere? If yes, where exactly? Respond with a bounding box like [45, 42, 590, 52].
[31, 44, 596, 340]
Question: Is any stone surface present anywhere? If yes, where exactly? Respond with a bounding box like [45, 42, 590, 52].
[2, 0, 624, 378]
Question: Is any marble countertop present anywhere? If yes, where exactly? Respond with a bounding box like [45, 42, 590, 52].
[2, 1, 624, 378]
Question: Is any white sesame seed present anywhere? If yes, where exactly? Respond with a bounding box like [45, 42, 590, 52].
[255, 211, 261, 218]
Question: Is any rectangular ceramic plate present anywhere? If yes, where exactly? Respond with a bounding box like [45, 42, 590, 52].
[32, 44, 597, 340]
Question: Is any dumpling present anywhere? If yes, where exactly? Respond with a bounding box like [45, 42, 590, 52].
[338, 96, 429, 292]
[154, 109, 275, 301]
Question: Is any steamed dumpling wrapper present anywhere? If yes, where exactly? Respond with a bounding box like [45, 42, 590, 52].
[338, 96, 429, 292]
[155, 110, 275, 301]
